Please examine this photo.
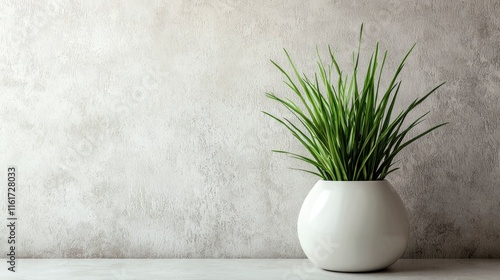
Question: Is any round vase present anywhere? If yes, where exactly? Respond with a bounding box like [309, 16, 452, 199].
[297, 180, 409, 272]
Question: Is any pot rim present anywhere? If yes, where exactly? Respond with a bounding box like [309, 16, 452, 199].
[317, 179, 389, 183]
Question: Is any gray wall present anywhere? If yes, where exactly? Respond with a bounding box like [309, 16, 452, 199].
[0, 0, 499, 258]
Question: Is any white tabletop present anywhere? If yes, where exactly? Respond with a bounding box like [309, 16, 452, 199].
[1, 259, 499, 279]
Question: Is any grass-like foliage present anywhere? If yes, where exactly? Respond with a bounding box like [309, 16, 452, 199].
[264, 26, 447, 181]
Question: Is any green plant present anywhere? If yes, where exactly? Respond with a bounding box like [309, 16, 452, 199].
[264, 26, 447, 181]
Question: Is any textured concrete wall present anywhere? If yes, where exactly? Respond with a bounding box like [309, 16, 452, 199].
[0, 0, 499, 258]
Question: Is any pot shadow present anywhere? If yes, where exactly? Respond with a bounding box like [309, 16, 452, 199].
[320, 260, 442, 274]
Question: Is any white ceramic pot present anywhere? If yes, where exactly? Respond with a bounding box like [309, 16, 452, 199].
[297, 180, 409, 272]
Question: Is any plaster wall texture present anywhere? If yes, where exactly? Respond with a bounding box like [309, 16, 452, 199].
[0, 0, 499, 258]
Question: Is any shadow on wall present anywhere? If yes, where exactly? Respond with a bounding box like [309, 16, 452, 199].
[397, 89, 500, 258]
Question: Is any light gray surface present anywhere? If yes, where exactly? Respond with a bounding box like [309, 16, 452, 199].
[0, 1, 499, 258]
[1, 259, 500, 280]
